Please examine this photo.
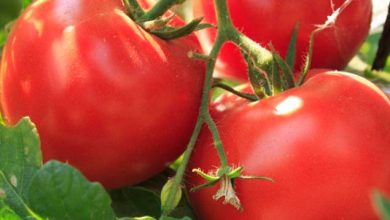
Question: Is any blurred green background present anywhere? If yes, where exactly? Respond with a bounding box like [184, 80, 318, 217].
[0, 0, 31, 49]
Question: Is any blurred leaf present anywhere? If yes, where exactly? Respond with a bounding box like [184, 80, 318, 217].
[0, 200, 22, 220]
[373, 191, 390, 220]
[0, 30, 7, 49]
[28, 161, 116, 220]
[110, 187, 161, 218]
[169, 191, 195, 220]
[21, 0, 33, 9]
[0, 0, 32, 50]
[354, 31, 390, 73]
[111, 170, 195, 219]
[359, 33, 382, 65]
[0, 0, 21, 28]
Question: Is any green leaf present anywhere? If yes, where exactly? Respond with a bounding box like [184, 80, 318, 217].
[0, 117, 41, 194]
[0, 200, 22, 220]
[110, 187, 161, 218]
[0, 171, 39, 219]
[27, 161, 116, 220]
[373, 191, 390, 220]
[0, 117, 42, 218]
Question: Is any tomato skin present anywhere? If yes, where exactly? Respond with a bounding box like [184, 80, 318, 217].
[1, 0, 204, 189]
[193, 0, 372, 81]
[187, 71, 390, 219]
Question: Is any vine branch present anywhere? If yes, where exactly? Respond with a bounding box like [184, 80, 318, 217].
[160, 0, 273, 217]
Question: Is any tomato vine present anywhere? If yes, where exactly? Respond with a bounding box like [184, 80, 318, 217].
[0, 0, 389, 219]
[148, 0, 275, 216]
[138, 0, 377, 218]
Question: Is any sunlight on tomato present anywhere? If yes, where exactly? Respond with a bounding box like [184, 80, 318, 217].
[273, 96, 303, 115]
[0, 0, 205, 189]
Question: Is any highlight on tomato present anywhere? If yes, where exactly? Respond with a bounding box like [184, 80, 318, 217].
[187, 70, 390, 219]
[0, 0, 205, 189]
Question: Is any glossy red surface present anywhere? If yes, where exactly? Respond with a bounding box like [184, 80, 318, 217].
[188, 71, 390, 219]
[1, 0, 205, 188]
[193, 0, 372, 81]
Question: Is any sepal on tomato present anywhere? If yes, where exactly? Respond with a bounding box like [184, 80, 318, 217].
[213, 175, 242, 211]
[149, 17, 203, 40]
[124, 0, 208, 40]
[190, 166, 272, 211]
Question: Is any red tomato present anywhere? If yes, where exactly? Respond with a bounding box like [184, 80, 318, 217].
[187, 70, 390, 219]
[193, 0, 372, 81]
[0, 0, 204, 189]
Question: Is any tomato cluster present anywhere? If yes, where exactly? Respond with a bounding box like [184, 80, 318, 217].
[1, 0, 389, 219]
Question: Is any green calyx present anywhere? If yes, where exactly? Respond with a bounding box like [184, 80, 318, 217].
[122, 0, 210, 40]
[191, 166, 273, 210]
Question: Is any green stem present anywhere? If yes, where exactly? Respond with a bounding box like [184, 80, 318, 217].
[123, 0, 145, 19]
[212, 82, 259, 101]
[203, 113, 228, 168]
[297, 28, 320, 86]
[233, 33, 273, 72]
[199, 37, 227, 167]
[140, 0, 184, 21]
[160, 13, 225, 220]
[160, 116, 203, 216]
[160, 0, 274, 217]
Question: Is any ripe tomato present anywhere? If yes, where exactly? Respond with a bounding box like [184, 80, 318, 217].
[193, 0, 372, 81]
[0, 0, 204, 189]
[187, 71, 390, 219]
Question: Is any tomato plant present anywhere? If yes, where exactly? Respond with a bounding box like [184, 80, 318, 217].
[1, 0, 390, 219]
[187, 70, 390, 219]
[193, 0, 373, 81]
[0, 0, 204, 189]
